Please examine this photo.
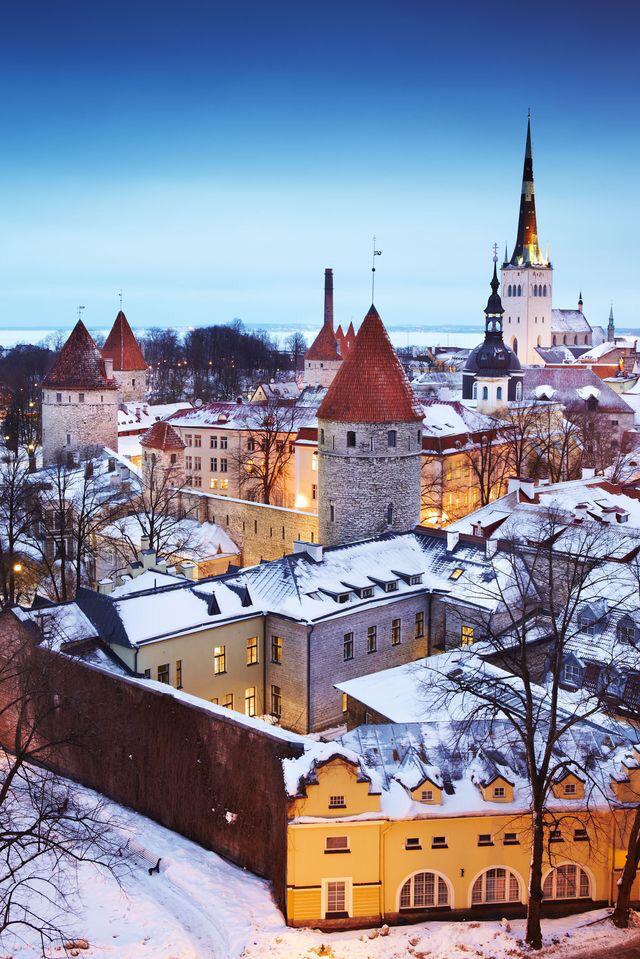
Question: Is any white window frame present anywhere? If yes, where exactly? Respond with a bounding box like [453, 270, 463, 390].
[396, 870, 453, 911]
[542, 863, 593, 901]
[321, 877, 352, 918]
[468, 866, 524, 907]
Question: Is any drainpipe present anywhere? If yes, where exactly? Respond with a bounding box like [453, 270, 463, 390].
[427, 593, 434, 658]
[379, 821, 393, 923]
[307, 624, 313, 733]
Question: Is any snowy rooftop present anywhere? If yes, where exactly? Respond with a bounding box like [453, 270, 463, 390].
[580, 336, 638, 363]
[118, 401, 192, 435]
[524, 367, 634, 414]
[166, 401, 317, 431]
[100, 514, 239, 561]
[551, 309, 591, 334]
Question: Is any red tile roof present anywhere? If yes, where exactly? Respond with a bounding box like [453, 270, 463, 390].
[102, 311, 148, 371]
[335, 325, 347, 357]
[43, 320, 118, 391]
[345, 321, 356, 351]
[140, 421, 186, 451]
[305, 321, 341, 361]
[317, 305, 423, 423]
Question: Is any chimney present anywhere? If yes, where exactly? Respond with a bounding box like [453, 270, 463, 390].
[581, 467, 596, 480]
[181, 561, 197, 580]
[104, 357, 114, 379]
[98, 577, 113, 595]
[446, 530, 459, 552]
[140, 535, 150, 551]
[507, 476, 535, 500]
[324, 268, 334, 330]
[141, 548, 157, 570]
[293, 540, 323, 562]
[486, 539, 498, 558]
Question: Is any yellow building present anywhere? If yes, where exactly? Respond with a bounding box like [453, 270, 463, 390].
[283, 722, 640, 929]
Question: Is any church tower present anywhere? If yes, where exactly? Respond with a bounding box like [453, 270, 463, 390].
[501, 115, 553, 366]
[317, 305, 423, 548]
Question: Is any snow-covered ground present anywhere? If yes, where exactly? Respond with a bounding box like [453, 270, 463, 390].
[2, 793, 639, 959]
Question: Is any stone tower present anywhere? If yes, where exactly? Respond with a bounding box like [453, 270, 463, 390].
[462, 255, 523, 413]
[303, 269, 344, 387]
[317, 305, 423, 548]
[501, 115, 553, 366]
[140, 420, 186, 491]
[101, 310, 149, 403]
[41, 320, 119, 466]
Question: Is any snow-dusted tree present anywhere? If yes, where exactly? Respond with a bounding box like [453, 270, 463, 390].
[423, 509, 627, 949]
[0, 612, 127, 948]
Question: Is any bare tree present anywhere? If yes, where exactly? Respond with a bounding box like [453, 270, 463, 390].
[234, 399, 304, 506]
[285, 332, 307, 372]
[461, 426, 511, 508]
[424, 510, 628, 948]
[0, 613, 127, 949]
[0, 454, 37, 607]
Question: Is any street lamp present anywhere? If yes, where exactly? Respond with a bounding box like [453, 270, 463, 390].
[12, 563, 23, 574]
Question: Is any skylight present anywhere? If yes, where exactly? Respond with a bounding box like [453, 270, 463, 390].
[449, 568, 464, 581]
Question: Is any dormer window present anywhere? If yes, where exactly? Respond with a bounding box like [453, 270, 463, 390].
[421, 789, 434, 802]
[449, 568, 463, 581]
[384, 580, 398, 593]
[578, 614, 596, 636]
[564, 782, 577, 796]
[360, 586, 373, 599]
[493, 786, 505, 799]
[563, 662, 581, 686]
[617, 617, 637, 645]
[409, 574, 422, 585]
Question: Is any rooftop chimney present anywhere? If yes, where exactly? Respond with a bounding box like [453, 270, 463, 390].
[324, 268, 334, 331]
[293, 540, 324, 562]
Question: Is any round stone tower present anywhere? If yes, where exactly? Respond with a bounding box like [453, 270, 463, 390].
[317, 304, 424, 548]
[41, 320, 119, 466]
[101, 310, 149, 403]
[140, 420, 186, 491]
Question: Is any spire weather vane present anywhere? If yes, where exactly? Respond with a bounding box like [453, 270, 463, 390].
[492, 241, 499, 263]
[371, 236, 381, 301]
[77, 305, 85, 323]
[118, 290, 123, 309]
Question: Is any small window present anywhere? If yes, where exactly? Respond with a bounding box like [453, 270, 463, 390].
[503, 832, 519, 845]
[415, 611, 424, 638]
[421, 789, 434, 802]
[330, 503, 335, 523]
[482, 386, 489, 401]
[563, 662, 581, 686]
[210, 435, 218, 449]
[493, 785, 505, 799]
[343, 632, 354, 661]
[270, 684, 282, 718]
[56, 392, 62, 403]
[346, 430, 356, 448]
[320, 428, 325, 446]
[325, 836, 349, 853]
[328, 794, 346, 809]
[432, 836, 447, 848]
[367, 625, 377, 653]
[405, 837, 421, 850]
[550, 829, 563, 843]
[79, 393, 85, 403]
[213, 645, 226, 675]
[246, 636, 259, 665]
[143, 668, 151, 679]
[245, 686, 256, 717]
[194, 434, 202, 448]
[564, 782, 577, 796]
[409, 574, 422, 585]
[210, 457, 217, 471]
[220, 437, 228, 449]
[496, 386, 503, 400]
[391, 618, 401, 646]
[384, 580, 398, 593]
[271, 635, 283, 664]
[578, 615, 596, 636]
[220, 458, 228, 473]
[449, 568, 463, 581]
[574, 828, 588, 842]
[312, 483, 318, 500]
[222, 692, 234, 709]
[157, 663, 170, 684]
[176, 659, 182, 688]
[360, 586, 374, 599]
[386, 503, 394, 525]
[387, 429, 397, 448]
[478, 833, 493, 846]
[461, 624, 474, 647]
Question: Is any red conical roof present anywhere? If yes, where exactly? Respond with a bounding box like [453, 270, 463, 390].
[305, 321, 341, 361]
[102, 311, 148, 371]
[318, 305, 423, 423]
[335, 325, 347, 357]
[43, 320, 118, 390]
[140, 421, 186, 451]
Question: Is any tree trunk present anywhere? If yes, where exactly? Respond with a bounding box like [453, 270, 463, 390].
[526, 808, 545, 949]
[613, 805, 640, 928]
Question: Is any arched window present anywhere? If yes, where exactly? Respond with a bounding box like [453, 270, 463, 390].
[399, 872, 450, 910]
[543, 865, 591, 900]
[517, 284, 522, 296]
[563, 335, 567, 345]
[585, 335, 589, 345]
[482, 386, 488, 401]
[346, 430, 356, 448]
[387, 503, 394, 525]
[515, 382, 522, 401]
[574, 335, 578, 345]
[512, 338, 518, 355]
[471, 868, 522, 905]
[387, 429, 397, 448]
[496, 386, 503, 400]
[533, 284, 538, 297]
[507, 284, 512, 296]
[543, 284, 547, 296]
[552, 335, 557, 346]
[472, 381, 478, 400]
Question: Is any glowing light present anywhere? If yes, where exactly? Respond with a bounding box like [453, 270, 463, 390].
[12, 563, 23, 574]
[295, 494, 308, 509]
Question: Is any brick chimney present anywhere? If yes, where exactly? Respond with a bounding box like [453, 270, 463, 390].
[324, 268, 334, 330]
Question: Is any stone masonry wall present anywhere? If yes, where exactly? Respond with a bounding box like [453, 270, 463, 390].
[182, 490, 318, 567]
[308, 593, 430, 730]
[113, 368, 148, 404]
[303, 358, 341, 388]
[318, 419, 422, 548]
[42, 388, 119, 466]
[265, 615, 310, 734]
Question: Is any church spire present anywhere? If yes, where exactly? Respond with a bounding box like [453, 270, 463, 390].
[509, 114, 544, 266]
[484, 247, 505, 337]
[608, 303, 615, 342]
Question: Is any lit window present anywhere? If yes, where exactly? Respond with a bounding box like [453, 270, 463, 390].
[312, 484, 318, 500]
[157, 663, 170, 684]
[245, 686, 256, 717]
[461, 625, 474, 646]
[271, 635, 283, 664]
[341, 692, 348, 713]
[213, 645, 226, 674]
[222, 692, 233, 709]
[449, 568, 463, 581]
[391, 618, 401, 646]
[246, 636, 258, 665]
[366, 626, 377, 653]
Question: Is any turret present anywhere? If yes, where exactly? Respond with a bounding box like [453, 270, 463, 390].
[102, 310, 149, 403]
[41, 320, 119, 466]
[317, 305, 423, 547]
[303, 269, 343, 387]
[140, 421, 186, 491]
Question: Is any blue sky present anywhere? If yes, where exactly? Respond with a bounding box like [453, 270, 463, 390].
[1, 0, 638, 340]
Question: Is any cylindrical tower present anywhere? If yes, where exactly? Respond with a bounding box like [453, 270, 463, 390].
[317, 305, 423, 548]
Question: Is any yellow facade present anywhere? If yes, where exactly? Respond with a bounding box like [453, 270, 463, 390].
[286, 755, 639, 929]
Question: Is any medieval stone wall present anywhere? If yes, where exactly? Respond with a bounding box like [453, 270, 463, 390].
[0, 613, 302, 911]
[303, 358, 341, 388]
[112, 368, 148, 404]
[183, 490, 318, 566]
[318, 419, 422, 547]
[42, 388, 119, 466]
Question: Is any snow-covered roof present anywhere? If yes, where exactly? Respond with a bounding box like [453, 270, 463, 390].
[421, 400, 494, 438]
[118, 402, 193, 435]
[580, 337, 638, 364]
[166, 402, 317, 431]
[524, 368, 634, 414]
[551, 309, 591, 334]
[15, 601, 97, 646]
[250, 381, 302, 402]
[100, 514, 239, 561]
